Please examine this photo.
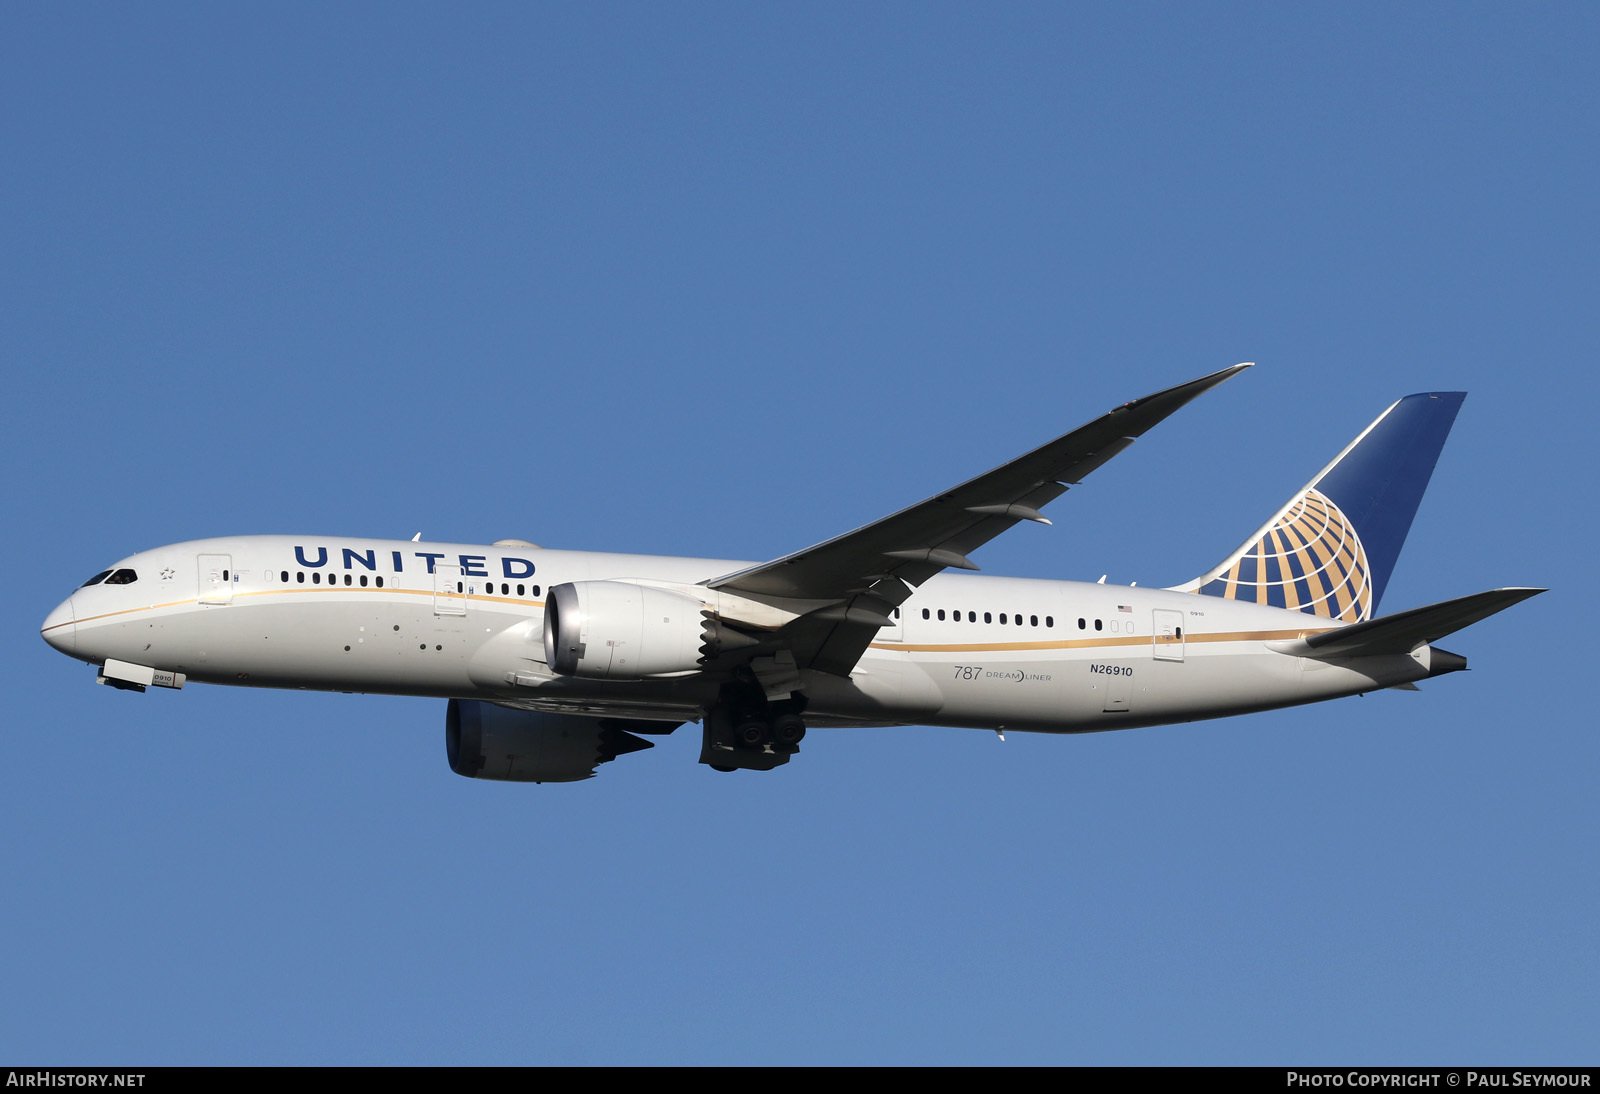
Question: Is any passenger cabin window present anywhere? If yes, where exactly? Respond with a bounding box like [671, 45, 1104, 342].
[81, 570, 113, 588]
[104, 569, 138, 585]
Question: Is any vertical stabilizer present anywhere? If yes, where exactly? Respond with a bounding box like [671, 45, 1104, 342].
[1171, 392, 1465, 621]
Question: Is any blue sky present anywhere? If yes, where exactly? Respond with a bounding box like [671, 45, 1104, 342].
[3, 3, 1595, 1065]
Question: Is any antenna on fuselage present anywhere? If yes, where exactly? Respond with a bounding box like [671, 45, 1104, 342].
[411, 532, 422, 542]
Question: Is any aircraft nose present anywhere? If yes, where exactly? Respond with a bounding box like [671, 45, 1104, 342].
[41, 596, 76, 654]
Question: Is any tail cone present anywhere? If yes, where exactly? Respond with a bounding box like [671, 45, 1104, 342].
[1426, 646, 1469, 677]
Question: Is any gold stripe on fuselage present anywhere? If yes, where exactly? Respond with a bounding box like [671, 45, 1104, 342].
[871, 627, 1331, 654]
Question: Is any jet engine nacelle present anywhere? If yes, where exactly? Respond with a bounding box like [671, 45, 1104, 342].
[543, 580, 723, 679]
[445, 699, 655, 783]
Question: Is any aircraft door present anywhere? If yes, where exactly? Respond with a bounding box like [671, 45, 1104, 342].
[198, 554, 233, 605]
[1152, 609, 1184, 662]
[433, 564, 467, 616]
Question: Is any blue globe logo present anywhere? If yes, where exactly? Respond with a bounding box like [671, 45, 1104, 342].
[1199, 488, 1372, 622]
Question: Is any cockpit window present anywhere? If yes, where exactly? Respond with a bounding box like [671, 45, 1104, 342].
[80, 570, 113, 588]
[104, 569, 139, 585]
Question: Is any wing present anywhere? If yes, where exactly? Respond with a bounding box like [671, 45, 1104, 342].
[707, 363, 1252, 676]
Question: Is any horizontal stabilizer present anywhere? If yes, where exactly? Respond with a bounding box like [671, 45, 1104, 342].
[1281, 587, 1544, 658]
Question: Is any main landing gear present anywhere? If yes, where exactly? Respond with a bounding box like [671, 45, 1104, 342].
[699, 678, 807, 772]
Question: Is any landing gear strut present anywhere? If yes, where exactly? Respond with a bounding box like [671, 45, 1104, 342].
[699, 678, 807, 772]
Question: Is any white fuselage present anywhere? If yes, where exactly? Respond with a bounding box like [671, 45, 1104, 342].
[42, 535, 1433, 734]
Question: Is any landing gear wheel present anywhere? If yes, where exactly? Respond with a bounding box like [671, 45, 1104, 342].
[771, 713, 806, 748]
[736, 720, 769, 747]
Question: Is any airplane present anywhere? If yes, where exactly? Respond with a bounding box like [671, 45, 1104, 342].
[39, 365, 1542, 782]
